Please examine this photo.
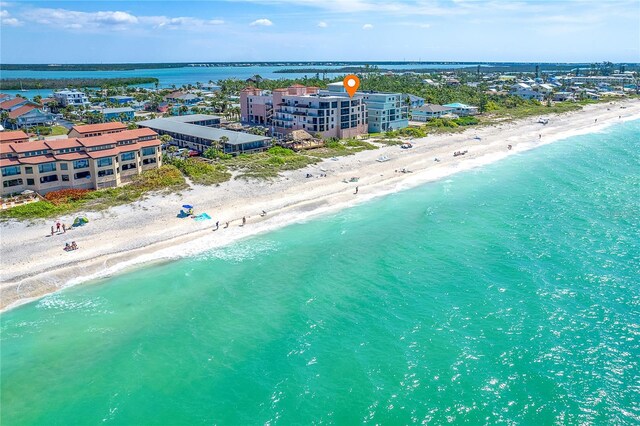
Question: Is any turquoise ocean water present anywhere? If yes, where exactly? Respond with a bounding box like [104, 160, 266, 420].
[1, 121, 639, 425]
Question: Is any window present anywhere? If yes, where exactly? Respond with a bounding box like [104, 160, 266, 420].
[25, 166, 33, 174]
[40, 175, 58, 184]
[38, 163, 56, 173]
[1, 166, 21, 177]
[121, 152, 136, 161]
[27, 178, 35, 185]
[97, 158, 113, 167]
[61, 175, 69, 182]
[121, 163, 137, 171]
[141, 147, 156, 156]
[73, 159, 89, 169]
[60, 163, 68, 170]
[74, 171, 90, 179]
[98, 169, 114, 177]
[3, 178, 22, 188]
[142, 158, 157, 165]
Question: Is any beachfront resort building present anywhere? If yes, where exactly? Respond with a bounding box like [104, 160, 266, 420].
[411, 104, 455, 122]
[322, 82, 408, 133]
[1, 127, 162, 196]
[241, 85, 368, 139]
[53, 89, 90, 107]
[138, 114, 270, 154]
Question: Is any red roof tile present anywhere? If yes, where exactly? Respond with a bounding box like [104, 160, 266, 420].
[0, 130, 29, 143]
[8, 105, 37, 119]
[137, 139, 161, 148]
[86, 148, 120, 159]
[0, 157, 21, 167]
[8, 141, 49, 153]
[44, 138, 83, 150]
[0, 97, 29, 110]
[54, 152, 90, 161]
[77, 128, 157, 148]
[16, 155, 56, 165]
[70, 122, 127, 134]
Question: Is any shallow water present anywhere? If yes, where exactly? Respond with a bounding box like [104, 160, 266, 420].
[1, 121, 639, 425]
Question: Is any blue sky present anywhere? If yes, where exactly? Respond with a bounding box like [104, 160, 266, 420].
[1, 0, 639, 63]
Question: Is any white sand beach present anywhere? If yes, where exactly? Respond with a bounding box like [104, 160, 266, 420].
[2, 99, 639, 311]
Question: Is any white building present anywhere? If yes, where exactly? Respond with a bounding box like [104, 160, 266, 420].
[53, 89, 90, 107]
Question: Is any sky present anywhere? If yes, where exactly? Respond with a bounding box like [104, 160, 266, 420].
[0, 0, 639, 63]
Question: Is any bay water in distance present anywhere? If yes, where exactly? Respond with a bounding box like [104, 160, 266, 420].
[1, 121, 639, 424]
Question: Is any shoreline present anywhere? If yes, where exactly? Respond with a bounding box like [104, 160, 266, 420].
[2, 99, 640, 312]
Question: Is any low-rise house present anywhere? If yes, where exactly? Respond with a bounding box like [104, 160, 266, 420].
[443, 103, 479, 116]
[3, 105, 57, 129]
[510, 88, 545, 101]
[553, 92, 575, 102]
[102, 107, 135, 122]
[0, 96, 35, 113]
[68, 122, 128, 138]
[411, 104, 455, 122]
[0, 127, 162, 195]
[402, 94, 425, 108]
[107, 95, 135, 104]
[165, 91, 201, 105]
[53, 89, 90, 107]
[0, 130, 29, 144]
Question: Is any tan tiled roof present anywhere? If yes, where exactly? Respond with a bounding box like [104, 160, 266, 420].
[0, 130, 29, 143]
[8, 105, 37, 119]
[69, 122, 127, 134]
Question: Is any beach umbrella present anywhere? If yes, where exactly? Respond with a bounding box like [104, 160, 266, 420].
[182, 204, 193, 209]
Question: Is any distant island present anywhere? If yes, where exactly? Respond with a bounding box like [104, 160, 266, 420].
[2, 61, 637, 73]
[0, 77, 159, 90]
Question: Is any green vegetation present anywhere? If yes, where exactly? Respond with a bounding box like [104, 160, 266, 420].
[0, 77, 158, 90]
[0, 165, 186, 220]
[306, 138, 378, 158]
[486, 100, 589, 121]
[222, 146, 320, 179]
[27, 125, 68, 136]
[167, 157, 232, 185]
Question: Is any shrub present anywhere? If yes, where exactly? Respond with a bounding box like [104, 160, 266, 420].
[44, 189, 92, 205]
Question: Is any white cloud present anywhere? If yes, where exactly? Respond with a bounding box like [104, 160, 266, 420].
[362, 23, 373, 30]
[420, 23, 431, 28]
[1, 9, 21, 26]
[250, 18, 273, 26]
[317, 21, 328, 28]
[20, 8, 225, 32]
[142, 16, 225, 29]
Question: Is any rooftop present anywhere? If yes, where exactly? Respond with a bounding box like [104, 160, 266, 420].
[102, 107, 135, 114]
[164, 114, 222, 123]
[0, 130, 29, 143]
[70, 122, 128, 134]
[137, 118, 270, 146]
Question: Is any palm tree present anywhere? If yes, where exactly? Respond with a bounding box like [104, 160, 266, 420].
[218, 136, 229, 155]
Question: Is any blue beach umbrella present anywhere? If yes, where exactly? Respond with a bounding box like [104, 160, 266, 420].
[182, 204, 193, 209]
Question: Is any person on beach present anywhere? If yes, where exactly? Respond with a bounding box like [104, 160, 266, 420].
[242, 216, 246, 226]
[595, 118, 598, 123]
[261, 210, 267, 217]
[56, 221, 61, 232]
[224, 222, 229, 228]
[508, 145, 512, 150]
[354, 186, 359, 195]
[539, 134, 542, 139]
[51, 226, 54, 237]
[64, 242, 71, 251]
[62, 224, 66, 233]
[71, 241, 78, 250]
[215, 221, 219, 230]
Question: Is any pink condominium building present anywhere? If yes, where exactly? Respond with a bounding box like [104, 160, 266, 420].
[240, 85, 368, 139]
